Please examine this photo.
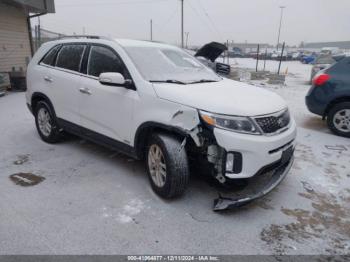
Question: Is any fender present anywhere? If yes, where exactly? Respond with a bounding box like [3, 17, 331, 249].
[134, 121, 191, 159]
[31, 92, 57, 118]
[323, 96, 350, 119]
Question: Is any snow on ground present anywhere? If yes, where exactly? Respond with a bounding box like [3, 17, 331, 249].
[231, 58, 350, 254]
[0, 59, 349, 255]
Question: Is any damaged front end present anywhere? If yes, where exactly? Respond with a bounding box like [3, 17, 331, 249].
[213, 154, 294, 211]
[201, 133, 294, 211]
[169, 107, 295, 212]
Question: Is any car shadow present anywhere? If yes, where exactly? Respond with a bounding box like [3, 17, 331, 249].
[57, 134, 266, 213]
[298, 115, 331, 134]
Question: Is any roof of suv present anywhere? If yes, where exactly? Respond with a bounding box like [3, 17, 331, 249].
[49, 37, 178, 50]
[115, 39, 177, 49]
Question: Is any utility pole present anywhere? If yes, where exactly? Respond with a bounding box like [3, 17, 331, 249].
[181, 0, 184, 48]
[276, 6, 285, 51]
[185, 32, 189, 49]
[37, 17, 41, 48]
[278, 42, 285, 75]
[256, 44, 260, 72]
[150, 19, 153, 41]
[227, 40, 230, 65]
[34, 25, 38, 51]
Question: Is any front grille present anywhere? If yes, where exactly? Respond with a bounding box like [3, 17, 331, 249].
[254, 110, 290, 134]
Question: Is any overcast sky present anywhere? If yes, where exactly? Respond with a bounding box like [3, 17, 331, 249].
[36, 0, 350, 46]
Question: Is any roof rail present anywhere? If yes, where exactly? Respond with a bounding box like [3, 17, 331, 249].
[58, 35, 113, 40]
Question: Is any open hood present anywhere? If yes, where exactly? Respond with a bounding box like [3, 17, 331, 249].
[195, 42, 227, 62]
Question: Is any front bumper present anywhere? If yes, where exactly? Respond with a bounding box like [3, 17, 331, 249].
[213, 153, 294, 211]
[213, 119, 297, 179]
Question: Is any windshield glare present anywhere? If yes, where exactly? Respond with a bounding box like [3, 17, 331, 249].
[124, 46, 222, 84]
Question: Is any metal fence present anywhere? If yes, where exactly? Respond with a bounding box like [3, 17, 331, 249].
[32, 26, 65, 52]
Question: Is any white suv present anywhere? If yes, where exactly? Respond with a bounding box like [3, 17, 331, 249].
[26, 37, 297, 210]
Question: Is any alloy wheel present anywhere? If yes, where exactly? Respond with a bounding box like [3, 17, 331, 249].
[148, 144, 167, 187]
[37, 107, 52, 137]
[333, 109, 350, 133]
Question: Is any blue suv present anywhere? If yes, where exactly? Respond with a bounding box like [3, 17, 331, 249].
[306, 56, 350, 137]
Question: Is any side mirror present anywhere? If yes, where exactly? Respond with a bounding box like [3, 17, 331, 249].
[99, 72, 133, 88]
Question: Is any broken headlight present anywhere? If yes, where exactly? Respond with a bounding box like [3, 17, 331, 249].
[199, 110, 261, 135]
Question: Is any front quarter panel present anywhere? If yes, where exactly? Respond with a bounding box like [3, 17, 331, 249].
[130, 83, 200, 147]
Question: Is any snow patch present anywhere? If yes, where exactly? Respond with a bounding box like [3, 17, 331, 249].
[116, 199, 144, 224]
[101, 199, 144, 223]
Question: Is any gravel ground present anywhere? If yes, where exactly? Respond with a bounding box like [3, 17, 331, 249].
[0, 59, 349, 255]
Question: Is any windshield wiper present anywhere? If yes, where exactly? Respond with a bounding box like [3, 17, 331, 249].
[150, 80, 187, 85]
[189, 79, 218, 84]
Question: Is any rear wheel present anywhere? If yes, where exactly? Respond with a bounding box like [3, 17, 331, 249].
[327, 102, 350, 138]
[34, 101, 61, 143]
[146, 133, 189, 199]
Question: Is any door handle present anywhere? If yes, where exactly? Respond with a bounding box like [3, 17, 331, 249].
[79, 87, 92, 95]
[44, 76, 53, 83]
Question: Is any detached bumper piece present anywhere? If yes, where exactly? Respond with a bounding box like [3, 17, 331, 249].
[213, 152, 294, 211]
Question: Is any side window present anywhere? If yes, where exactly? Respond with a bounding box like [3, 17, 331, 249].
[56, 45, 85, 72]
[87, 46, 124, 77]
[41, 45, 61, 66]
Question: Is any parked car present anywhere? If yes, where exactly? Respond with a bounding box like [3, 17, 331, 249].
[310, 54, 336, 82]
[26, 37, 297, 210]
[286, 52, 294, 61]
[194, 42, 231, 76]
[320, 47, 342, 56]
[306, 56, 350, 137]
[228, 47, 244, 58]
[301, 53, 317, 64]
[291, 52, 303, 61]
[271, 50, 287, 60]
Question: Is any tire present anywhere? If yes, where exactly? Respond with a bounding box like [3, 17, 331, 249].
[327, 102, 350, 138]
[146, 133, 189, 199]
[34, 101, 61, 143]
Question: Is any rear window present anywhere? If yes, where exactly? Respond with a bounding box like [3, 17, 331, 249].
[56, 45, 86, 72]
[328, 57, 350, 74]
[41, 45, 61, 66]
[314, 55, 335, 65]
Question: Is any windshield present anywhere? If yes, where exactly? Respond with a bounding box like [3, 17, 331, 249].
[123, 46, 222, 84]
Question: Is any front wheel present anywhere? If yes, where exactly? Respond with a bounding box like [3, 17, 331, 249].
[146, 133, 189, 199]
[327, 102, 350, 138]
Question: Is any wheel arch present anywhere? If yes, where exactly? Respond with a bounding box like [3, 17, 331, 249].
[31, 92, 57, 117]
[134, 122, 191, 159]
[324, 96, 350, 119]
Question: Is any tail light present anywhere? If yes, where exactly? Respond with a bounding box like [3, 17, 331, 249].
[313, 73, 330, 86]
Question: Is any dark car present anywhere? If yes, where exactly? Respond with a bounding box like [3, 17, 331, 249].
[228, 47, 244, 58]
[306, 56, 350, 137]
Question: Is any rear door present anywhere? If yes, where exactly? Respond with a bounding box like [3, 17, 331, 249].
[78, 44, 137, 144]
[35, 45, 61, 105]
[49, 43, 87, 125]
